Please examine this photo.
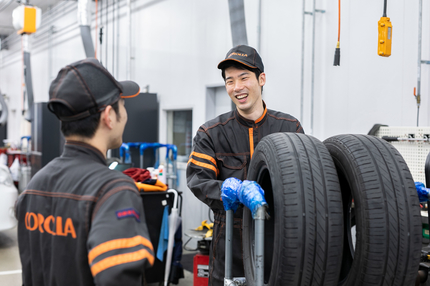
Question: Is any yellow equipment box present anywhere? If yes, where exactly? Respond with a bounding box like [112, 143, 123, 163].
[12, 5, 42, 35]
[378, 17, 392, 57]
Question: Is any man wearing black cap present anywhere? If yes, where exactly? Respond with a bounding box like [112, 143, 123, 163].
[15, 58, 154, 286]
[187, 45, 304, 285]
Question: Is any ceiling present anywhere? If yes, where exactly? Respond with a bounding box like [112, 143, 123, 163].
[0, 0, 63, 37]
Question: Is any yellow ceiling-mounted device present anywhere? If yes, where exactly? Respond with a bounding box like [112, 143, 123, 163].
[378, 0, 392, 57]
[12, 5, 42, 35]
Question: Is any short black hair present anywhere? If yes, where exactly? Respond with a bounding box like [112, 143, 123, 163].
[50, 100, 120, 138]
[221, 61, 262, 81]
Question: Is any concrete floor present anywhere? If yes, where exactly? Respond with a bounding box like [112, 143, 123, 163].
[0, 227, 194, 286]
[0, 227, 22, 286]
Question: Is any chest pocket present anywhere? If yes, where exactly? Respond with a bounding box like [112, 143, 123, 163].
[216, 154, 248, 181]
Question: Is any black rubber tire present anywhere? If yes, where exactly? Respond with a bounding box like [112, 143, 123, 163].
[243, 132, 344, 286]
[324, 134, 421, 286]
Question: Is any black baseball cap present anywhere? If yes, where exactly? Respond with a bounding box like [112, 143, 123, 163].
[217, 45, 264, 72]
[48, 58, 140, 122]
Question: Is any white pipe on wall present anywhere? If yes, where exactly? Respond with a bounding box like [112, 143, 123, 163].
[300, 0, 306, 124]
[257, 0, 262, 52]
[77, 0, 91, 26]
[310, 0, 316, 135]
[417, 0, 423, 126]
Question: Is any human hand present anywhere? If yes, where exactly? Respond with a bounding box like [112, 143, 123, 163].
[238, 180, 268, 218]
[221, 177, 242, 212]
[415, 182, 430, 203]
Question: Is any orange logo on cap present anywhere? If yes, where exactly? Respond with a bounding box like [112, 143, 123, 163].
[228, 52, 248, 58]
[25, 212, 77, 239]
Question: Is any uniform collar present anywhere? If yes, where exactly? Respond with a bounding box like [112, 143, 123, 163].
[62, 140, 107, 165]
[234, 100, 268, 128]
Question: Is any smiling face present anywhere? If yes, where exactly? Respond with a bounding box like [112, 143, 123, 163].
[224, 65, 266, 121]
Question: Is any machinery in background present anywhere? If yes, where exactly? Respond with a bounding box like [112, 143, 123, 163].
[30, 102, 62, 177]
[375, 126, 430, 183]
[12, 2, 42, 122]
[374, 125, 430, 285]
[111, 93, 159, 166]
[416, 149, 430, 285]
[0, 91, 8, 146]
[29, 92, 158, 178]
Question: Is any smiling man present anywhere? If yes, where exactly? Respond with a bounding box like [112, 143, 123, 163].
[187, 45, 304, 286]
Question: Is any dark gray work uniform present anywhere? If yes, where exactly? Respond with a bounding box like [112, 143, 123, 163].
[187, 102, 304, 286]
[16, 141, 154, 286]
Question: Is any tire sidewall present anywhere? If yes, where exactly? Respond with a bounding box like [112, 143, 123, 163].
[244, 137, 283, 285]
[326, 145, 363, 285]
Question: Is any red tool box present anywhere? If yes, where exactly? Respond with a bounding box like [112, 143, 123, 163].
[193, 253, 209, 286]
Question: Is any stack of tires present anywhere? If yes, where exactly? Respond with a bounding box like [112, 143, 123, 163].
[243, 133, 422, 286]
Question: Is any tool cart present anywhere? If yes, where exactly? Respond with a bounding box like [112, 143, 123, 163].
[119, 142, 183, 285]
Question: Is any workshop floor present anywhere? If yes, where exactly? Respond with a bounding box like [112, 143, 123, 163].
[0, 228, 22, 286]
[0, 227, 194, 286]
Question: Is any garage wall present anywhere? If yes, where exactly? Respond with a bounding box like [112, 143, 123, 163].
[255, 0, 430, 140]
[2, 0, 429, 145]
[1, 0, 430, 241]
[317, 0, 430, 139]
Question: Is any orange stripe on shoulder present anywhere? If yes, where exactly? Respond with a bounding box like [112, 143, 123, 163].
[88, 235, 153, 264]
[91, 249, 154, 276]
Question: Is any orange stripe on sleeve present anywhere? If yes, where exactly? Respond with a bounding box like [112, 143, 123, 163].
[90, 249, 154, 277]
[188, 158, 218, 176]
[190, 152, 217, 166]
[249, 128, 254, 159]
[88, 235, 153, 264]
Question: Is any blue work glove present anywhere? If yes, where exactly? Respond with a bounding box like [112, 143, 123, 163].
[237, 180, 268, 218]
[221, 177, 242, 212]
[415, 182, 430, 203]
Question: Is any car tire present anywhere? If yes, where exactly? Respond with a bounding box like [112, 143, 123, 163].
[324, 134, 421, 286]
[243, 132, 344, 286]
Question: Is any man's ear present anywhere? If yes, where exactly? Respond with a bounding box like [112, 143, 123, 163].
[102, 106, 114, 129]
[259, 72, 266, 86]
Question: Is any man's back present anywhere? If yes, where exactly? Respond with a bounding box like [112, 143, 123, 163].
[16, 141, 153, 286]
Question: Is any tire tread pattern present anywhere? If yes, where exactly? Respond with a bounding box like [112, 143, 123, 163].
[244, 133, 343, 286]
[324, 134, 421, 286]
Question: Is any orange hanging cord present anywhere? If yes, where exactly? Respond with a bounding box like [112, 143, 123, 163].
[338, 0, 341, 43]
[333, 0, 341, 66]
[95, 0, 98, 59]
[21, 37, 24, 111]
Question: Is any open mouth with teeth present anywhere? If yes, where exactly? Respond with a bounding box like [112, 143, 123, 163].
[236, 94, 248, 102]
